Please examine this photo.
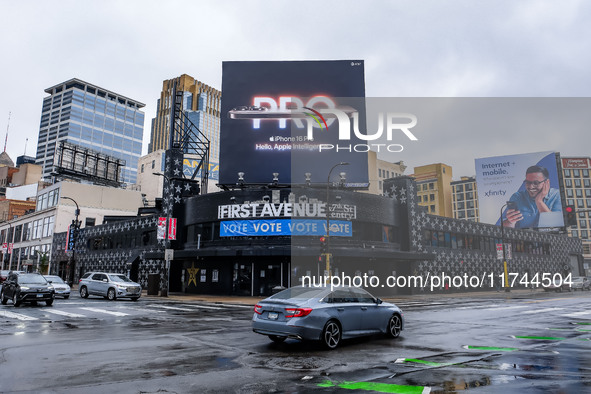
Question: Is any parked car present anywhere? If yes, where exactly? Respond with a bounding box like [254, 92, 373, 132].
[571, 277, 590, 291]
[544, 280, 573, 292]
[78, 272, 141, 301]
[252, 286, 403, 349]
[0, 272, 55, 307]
[44, 275, 71, 298]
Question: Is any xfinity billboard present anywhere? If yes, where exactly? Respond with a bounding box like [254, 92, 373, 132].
[475, 151, 564, 229]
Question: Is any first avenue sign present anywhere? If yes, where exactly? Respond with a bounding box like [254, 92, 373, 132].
[217, 202, 357, 220]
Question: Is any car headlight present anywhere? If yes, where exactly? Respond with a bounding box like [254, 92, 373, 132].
[117, 285, 127, 290]
[20, 286, 30, 291]
[48, 286, 54, 290]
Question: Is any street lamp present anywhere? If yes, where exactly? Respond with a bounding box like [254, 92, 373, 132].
[61, 196, 80, 285]
[153, 172, 172, 297]
[500, 202, 511, 292]
[325, 162, 349, 279]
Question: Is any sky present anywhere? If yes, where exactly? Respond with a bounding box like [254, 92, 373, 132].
[0, 0, 590, 179]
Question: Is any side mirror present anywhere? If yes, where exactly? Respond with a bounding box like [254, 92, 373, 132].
[48, 280, 53, 284]
[375, 298, 383, 305]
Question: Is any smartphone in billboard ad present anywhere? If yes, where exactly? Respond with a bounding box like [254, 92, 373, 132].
[219, 60, 369, 186]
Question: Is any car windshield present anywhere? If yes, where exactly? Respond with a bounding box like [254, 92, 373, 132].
[18, 274, 48, 285]
[46, 276, 65, 284]
[270, 287, 326, 300]
[109, 274, 133, 283]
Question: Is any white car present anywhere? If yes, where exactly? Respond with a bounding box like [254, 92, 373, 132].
[78, 272, 141, 301]
[44, 275, 71, 299]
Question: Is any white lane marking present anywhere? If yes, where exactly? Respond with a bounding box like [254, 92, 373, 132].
[148, 305, 195, 312]
[205, 303, 254, 309]
[43, 309, 87, 318]
[176, 303, 225, 310]
[0, 310, 38, 321]
[483, 305, 528, 311]
[522, 308, 563, 314]
[79, 307, 129, 316]
[563, 311, 591, 318]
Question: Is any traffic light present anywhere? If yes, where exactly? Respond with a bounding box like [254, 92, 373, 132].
[565, 205, 577, 227]
[319, 236, 327, 254]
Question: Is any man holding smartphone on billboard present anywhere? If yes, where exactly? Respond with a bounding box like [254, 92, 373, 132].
[503, 165, 562, 228]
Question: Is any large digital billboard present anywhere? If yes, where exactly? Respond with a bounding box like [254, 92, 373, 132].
[219, 60, 368, 186]
[475, 151, 564, 229]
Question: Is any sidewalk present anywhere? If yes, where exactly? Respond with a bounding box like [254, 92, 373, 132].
[142, 287, 546, 306]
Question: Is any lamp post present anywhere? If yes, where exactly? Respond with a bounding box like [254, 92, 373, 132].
[500, 202, 510, 293]
[61, 196, 80, 285]
[325, 162, 349, 279]
[153, 172, 172, 297]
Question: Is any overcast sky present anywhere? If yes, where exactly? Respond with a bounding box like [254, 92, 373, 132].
[1, 0, 590, 179]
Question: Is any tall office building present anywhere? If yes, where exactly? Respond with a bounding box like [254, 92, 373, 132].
[412, 163, 453, 217]
[451, 176, 479, 222]
[36, 78, 145, 184]
[149, 74, 221, 165]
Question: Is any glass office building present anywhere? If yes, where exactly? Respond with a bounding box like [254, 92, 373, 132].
[36, 79, 145, 184]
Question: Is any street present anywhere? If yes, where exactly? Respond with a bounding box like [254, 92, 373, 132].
[1, 290, 591, 393]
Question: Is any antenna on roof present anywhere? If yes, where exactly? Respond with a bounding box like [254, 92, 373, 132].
[24, 138, 28, 155]
[4, 111, 10, 152]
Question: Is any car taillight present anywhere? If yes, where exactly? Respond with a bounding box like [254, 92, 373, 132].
[284, 308, 313, 318]
[254, 304, 263, 315]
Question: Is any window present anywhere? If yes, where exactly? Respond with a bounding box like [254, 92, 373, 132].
[152, 160, 155, 169]
[574, 169, 581, 177]
[141, 164, 144, 173]
[430, 194, 435, 201]
[564, 169, 571, 177]
[429, 183, 434, 190]
[85, 218, 96, 227]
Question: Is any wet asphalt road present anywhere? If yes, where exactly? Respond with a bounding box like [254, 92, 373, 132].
[1, 290, 591, 393]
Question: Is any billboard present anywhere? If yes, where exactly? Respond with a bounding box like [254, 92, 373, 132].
[475, 151, 563, 229]
[219, 60, 368, 186]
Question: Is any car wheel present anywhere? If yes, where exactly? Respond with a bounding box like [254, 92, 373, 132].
[107, 288, 117, 301]
[46, 300, 53, 306]
[321, 320, 341, 349]
[268, 335, 286, 343]
[1, 290, 7, 305]
[13, 294, 20, 307]
[80, 286, 89, 298]
[387, 314, 402, 338]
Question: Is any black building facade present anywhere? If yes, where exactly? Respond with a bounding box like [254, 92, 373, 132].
[50, 175, 583, 297]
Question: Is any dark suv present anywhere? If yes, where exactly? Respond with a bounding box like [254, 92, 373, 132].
[1, 272, 55, 307]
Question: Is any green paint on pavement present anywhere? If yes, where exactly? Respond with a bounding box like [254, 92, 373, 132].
[402, 358, 452, 367]
[318, 380, 428, 393]
[574, 322, 591, 325]
[466, 346, 519, 352]
[576, 329, 591, 332]
[514, 335, 566, 341]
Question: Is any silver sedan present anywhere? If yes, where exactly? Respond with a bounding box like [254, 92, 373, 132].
[252, 286, 403, 349]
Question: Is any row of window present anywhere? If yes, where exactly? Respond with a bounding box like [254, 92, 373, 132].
[452, 183, 475, 192]
[564, 169, 590, 178]
[36, 189, 60, 211]
[564, 179, 591, 188]
[1, 216, 56, 244]
[418, 182, 435, 191]
[423, 229, 551, 255]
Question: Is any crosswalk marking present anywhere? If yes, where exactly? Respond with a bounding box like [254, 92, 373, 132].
[79, 307, 129, 316]
[0, 310, 38, 321]
[522, 308, 563, 315]
[44, 309, 87, 318]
